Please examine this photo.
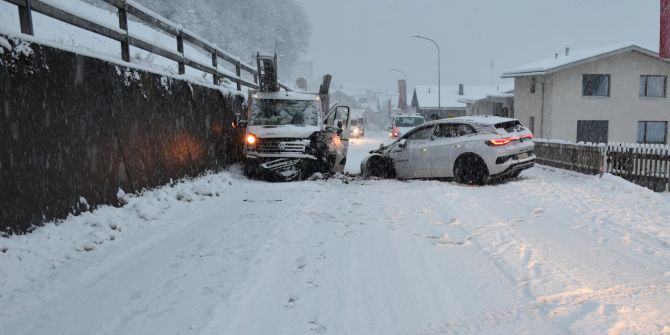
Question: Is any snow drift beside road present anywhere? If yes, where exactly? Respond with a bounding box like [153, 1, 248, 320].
[1, 148, 670, 334]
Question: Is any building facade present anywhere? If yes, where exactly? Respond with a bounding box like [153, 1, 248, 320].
[503, 44, 670, 144]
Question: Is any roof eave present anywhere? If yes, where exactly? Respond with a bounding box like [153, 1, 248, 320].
[501, 71, 547, 78]
[502, 45, 661, 79]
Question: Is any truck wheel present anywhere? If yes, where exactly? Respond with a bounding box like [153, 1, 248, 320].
[244, 161, 258, 178]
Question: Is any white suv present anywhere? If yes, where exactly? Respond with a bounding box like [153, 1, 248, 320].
[361, 116, 535, 184]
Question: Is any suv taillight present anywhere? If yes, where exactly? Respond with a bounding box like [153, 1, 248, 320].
[486, 133, 533, 146]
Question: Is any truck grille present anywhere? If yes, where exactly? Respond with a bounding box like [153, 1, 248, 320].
[257, 140, 307, 153]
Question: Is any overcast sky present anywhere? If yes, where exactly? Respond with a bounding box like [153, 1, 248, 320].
[293, 0, 661, 92]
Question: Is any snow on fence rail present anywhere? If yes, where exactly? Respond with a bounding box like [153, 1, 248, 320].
[534, 140, 670, 192]
[2, 0, 290, 92]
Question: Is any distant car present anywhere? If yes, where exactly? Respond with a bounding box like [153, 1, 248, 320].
[349, 117, 365, 138]
[389, 115, 425, 140]
[362, 116, 535, 184]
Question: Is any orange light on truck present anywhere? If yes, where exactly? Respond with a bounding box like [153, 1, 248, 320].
[246, 134, 257, 145]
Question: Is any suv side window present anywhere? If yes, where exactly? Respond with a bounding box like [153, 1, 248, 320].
[406, 125, 435, 141]
[435, 123, 476, 138]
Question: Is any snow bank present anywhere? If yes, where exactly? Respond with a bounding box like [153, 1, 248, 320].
[0, 170, 241, 298]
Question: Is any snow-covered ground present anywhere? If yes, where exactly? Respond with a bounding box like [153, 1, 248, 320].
[2, 133, 670, 335]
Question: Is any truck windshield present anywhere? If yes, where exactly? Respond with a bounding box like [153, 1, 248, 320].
[250, 99, 320, 126]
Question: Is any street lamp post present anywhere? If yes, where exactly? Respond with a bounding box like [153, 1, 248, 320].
[411, 35, 441, 109]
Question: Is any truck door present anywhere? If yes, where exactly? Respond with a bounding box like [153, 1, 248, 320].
[324, 106, 351, 173]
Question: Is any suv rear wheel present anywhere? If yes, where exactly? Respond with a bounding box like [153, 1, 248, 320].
[454, 155, 489, 185]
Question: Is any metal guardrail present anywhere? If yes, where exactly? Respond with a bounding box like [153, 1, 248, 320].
[3, 0, 291, 91]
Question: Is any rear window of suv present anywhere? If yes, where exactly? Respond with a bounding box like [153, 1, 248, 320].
[495, 120, 524, 133]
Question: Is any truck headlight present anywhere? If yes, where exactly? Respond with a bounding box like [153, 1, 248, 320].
[246, 134, 257, 145]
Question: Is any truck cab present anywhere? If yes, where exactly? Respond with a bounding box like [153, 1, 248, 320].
[243, 91, 351, 181]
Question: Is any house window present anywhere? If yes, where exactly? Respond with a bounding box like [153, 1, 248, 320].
[577, 120, 609, 143]
[639, 75, 667, 98]
[530, 79, 536, 94]
[582, 74, 610, 97]
[637, 121, 668, 144]
[528, 116, 535, 133]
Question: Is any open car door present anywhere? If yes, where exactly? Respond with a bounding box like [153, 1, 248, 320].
[324, 105, 351, 173]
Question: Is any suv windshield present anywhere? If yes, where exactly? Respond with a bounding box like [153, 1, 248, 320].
[250, 99, 320, 126]
[394, 116, 425, 127]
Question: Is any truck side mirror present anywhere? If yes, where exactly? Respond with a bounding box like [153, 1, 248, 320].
[233, 113, 248, 128]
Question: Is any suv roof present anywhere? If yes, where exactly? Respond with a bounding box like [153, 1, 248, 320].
[393, 114, 424, 118]
[426, 115, 518, 126]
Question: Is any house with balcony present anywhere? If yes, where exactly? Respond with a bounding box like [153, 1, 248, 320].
[502, 43, 670, 144]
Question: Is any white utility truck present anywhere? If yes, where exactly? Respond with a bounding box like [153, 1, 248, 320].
[238, 54, 351, 181]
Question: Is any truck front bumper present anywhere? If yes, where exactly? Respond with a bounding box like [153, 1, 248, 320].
[246, 152, 317, 160]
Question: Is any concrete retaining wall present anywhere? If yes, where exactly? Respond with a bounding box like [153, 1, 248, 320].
[0, 35, 245, 234]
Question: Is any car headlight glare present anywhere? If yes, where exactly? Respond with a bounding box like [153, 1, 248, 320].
[246, 134, 257, 145]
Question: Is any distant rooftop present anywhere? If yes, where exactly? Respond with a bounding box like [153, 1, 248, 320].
[413, 85, 512, 108]
[502, 43, 660, 78]
[457, 83, 514, 104]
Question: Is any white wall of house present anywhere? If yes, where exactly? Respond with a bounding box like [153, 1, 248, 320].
[513, 51, 670, 143]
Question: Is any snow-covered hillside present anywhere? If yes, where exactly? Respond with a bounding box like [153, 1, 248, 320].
[1, 133, 669, 334]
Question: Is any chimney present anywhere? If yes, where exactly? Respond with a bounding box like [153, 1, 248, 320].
[662, 0, 670, 60]
[397, 80, 407, 112]
[555, 53, 559, 59]
[565, 47, 570, 57]
[458, 83, 464, 95]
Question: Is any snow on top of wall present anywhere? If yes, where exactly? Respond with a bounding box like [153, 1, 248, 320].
[0, 31, 239, 97]
[0, 0, 250, 95]
[0, 35, 33, 60]
[502, 42, 659, 77]
[534, 138, 670, 150]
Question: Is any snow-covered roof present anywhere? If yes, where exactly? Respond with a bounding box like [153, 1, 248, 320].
[457, 83, 514, 104]
[413, 85, 503, 108]
[502, 43, 660, 78]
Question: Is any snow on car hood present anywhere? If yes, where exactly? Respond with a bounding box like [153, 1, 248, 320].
[248, 125, 320, 139]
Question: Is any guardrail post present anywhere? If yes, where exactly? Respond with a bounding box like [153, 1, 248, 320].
[18, 0, 34, 35]
[177, 31, 185, 74]
[211, 52, 219, 85]
[118, 0, 130, 62]
[235, 62, 242, 91]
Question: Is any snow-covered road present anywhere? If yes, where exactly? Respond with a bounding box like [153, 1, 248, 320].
[2, 132, 670, 334]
